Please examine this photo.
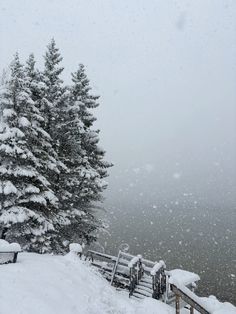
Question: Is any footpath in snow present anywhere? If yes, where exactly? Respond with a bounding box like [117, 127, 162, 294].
[0, 252, 235, 314]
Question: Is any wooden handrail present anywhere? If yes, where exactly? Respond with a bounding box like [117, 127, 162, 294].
[170, 284, 211, 314]
[85, 250, 117, 262]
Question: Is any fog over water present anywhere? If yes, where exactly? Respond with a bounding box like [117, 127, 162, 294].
[1, 0, 236, 304]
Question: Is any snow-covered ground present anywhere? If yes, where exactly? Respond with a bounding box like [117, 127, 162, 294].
[0, 252, 235, 314]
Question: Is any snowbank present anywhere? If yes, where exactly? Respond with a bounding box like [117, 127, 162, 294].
[0, 253, 235, 314]
[167, 268, 200, 286]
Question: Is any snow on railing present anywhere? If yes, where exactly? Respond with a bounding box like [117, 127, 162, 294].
[169, 277, 211, 314]
[151, 260, 167, 300]
[128, 254, 144, 297]
[150, 260, 166, 276]
[128, 254, 142, 268]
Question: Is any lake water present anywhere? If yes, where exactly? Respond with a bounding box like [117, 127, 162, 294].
[99, 196, 236, 305]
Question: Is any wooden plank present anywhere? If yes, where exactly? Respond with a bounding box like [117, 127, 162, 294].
[135, 285, 153, 294]
[91, 262, 113, 273]
[138, 281, 152, 289]
[134, 288, 152, 298]
[116, 264, 129, 275]
[119, 252, 134, 260]
[132, 292, 145, 299]
[139, 276, 152, 284]
[118, 258, 131, 266]
[86, 250, 117, 262]
[142, 259, 156, 268]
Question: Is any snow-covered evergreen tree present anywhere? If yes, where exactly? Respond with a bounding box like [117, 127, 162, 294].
[40, 40, 76, 250]
[70, 64, 111, 202]
[42, 38, 66, 136]
[42, 39, 69, 190]
[0, 42, 112, 253]
[0, 54, 59, 252]
[25, 54, 61, 183]
[56, 64, 112, 246]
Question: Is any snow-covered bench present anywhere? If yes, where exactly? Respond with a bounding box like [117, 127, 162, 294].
[0, 240, 21, 264]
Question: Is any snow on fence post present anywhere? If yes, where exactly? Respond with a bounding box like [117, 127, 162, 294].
[69, 243, 83, 258]
[150, 260, 166, 300]
[128, 254, 143, 297]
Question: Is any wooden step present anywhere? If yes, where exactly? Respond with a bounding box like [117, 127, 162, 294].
[136, 285, 153, 293]
[133, 288, 152, 298]
[138, 281, 153, 289]
[140, 276, 152, 284]
[113, 276, 130, 286]
[131, 292, 146, 299]
[106, 272, 130, 286]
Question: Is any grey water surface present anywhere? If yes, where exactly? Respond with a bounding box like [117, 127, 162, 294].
[99, 168, 236, 305]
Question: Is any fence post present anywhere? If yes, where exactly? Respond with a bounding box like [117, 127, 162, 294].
[176, 294, 180, 314]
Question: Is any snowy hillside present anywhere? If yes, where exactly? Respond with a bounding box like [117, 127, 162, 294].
[0, 253, 235, 314]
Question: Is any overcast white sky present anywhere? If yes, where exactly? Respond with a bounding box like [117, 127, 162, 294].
[1, 0, 236, 207]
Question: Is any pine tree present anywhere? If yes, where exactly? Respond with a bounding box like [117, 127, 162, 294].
[0, 54, 59, 252]
[41, 40, 74, 250]
[25, 54, 61, 183]
[56, 64, 112, 246]
[0, 43, 112, 253]
[42, 38, 65, 136]
[42, 38, 68, 187]
[70, 64, 111, 203]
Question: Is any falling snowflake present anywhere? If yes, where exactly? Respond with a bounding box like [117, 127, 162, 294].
[173, 172, 181, 179]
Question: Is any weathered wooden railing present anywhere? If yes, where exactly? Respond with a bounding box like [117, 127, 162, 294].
[128, 255, 144, 297]
[170, 283, 211, 314]
[85, 250, 117, 279]
[84, 249, 209, 314]
[85, 250, 116, 263]
[150, 260, 166, 300]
